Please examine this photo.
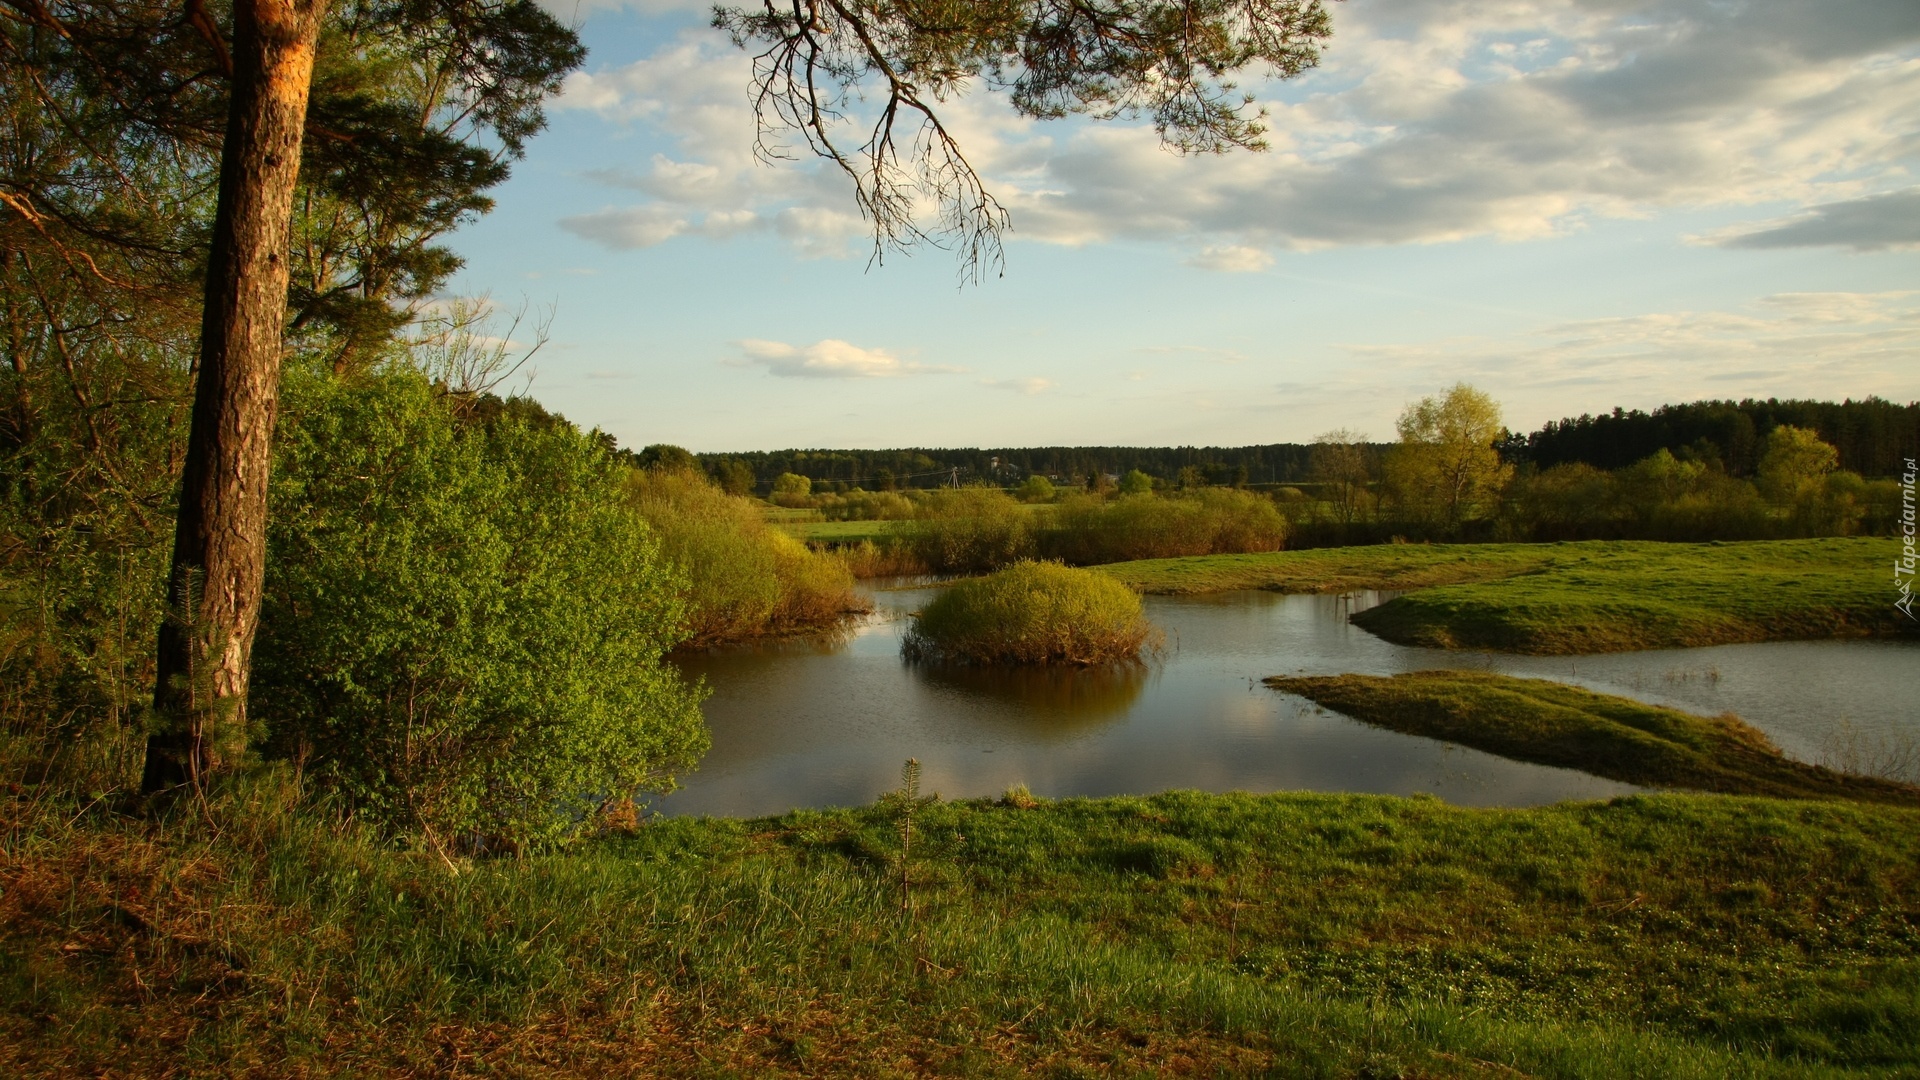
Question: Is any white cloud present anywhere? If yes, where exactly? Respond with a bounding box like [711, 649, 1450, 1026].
[981, 377, 1054, 395]
[552, 2, 1920, 261]
[732, 339, 962, 379]
[1005, 0, 1920, 252]
[554, 34, 872, 259]
[1331, 291, 1920, 420]
[1186, 246, 1275, 273]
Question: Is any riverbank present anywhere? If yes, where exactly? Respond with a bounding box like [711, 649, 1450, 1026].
[6, 781, 1918, 1077]
[1102, 538, 1910, 653]
[1269, 670, 1920, 804]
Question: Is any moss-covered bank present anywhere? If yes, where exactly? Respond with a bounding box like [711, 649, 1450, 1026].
[1101, 538, 1912, 653]
[1269, 670, 1920, 805]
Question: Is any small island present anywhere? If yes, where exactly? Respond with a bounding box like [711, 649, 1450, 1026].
[902, 560, 1162, 666]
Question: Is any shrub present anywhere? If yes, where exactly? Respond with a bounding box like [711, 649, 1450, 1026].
[255, 369, 708, 846]
[820, 489, 917, 521]
[1040, 489, 1287, 564]
[1017, 474, 1057, 503]
[902, 561, 1158, 666]
[625, 468, 865, 646]
[901, 485, 1036, 573]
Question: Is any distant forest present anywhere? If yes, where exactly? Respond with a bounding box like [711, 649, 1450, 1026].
[1515, 398, 1919, 477]
[691, 397, 1920, 491]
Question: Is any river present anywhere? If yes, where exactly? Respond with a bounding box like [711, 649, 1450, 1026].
[662, 583, 1918, 817]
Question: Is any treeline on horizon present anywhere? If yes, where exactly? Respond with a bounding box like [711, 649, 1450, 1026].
[692, 397, 1919, 491]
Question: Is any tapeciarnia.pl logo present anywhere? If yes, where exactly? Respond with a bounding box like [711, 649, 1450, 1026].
[1898, 457, 1917, 621]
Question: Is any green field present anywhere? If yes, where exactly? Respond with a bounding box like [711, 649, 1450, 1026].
[1101, 538, 1912, 653]
[7, 782, 1920, 1077]
[1270, 670, 1920, 804]
[785, 517, 906, 544]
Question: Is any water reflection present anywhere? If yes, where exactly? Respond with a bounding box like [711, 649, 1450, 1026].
[661, 583, 1918, 818]
[910, 661, 1152, 733]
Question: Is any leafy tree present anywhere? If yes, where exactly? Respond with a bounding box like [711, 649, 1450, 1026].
[255, 367, 705, 845]
[1118, 469, 1154, 496]
[637, 443, 700, 472]
[772, 471, 813, 498]
[1383, 383, 1513, 530]
[1309, 428, 1370, 527]
[710, 457, 757, 496]
[1017, 473, 1056, 503]
[1757, 425, 1838, 505]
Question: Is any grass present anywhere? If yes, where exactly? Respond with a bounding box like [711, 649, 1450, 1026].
[6, 778, 1920, 1077]
[1096, 541, 1572, 594]
[903, 560, 1159, 665]
[1100, 538, 1914, 653]
[1268, 671, 1920, 805]
[787, 518, 906, 545]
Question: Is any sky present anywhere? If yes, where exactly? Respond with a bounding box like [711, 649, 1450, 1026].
[443, 0, 1920, 453]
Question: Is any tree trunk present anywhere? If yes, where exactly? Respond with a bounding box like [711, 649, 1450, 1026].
[143, 0, 324, 792]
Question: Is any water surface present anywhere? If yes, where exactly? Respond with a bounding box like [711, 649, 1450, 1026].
[663, 585, 1917, 817]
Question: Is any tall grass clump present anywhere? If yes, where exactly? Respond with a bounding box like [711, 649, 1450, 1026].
[1042, 488, 1288, 565]
[903, 561, 1158, 666]
[900, 485, 1035, 573]
[626, 468, 867, 647]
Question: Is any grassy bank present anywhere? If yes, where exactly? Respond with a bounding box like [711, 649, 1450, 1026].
[6, 781, 1919, 1077]
[1097, 541, 1572, 594]
[1268, 671, 1920, 805]
[1102, 538, 1911, 653]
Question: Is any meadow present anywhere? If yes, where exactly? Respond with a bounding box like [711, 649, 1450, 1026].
[6, 777, 1918, 1078]
[1099, 538, 1909, 653]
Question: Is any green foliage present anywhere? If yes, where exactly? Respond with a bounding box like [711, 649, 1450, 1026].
[0, 331, 186, 792]
[9, 779, 1920, 1076]
[1309, 429, 1373, 528]
[1117, 469, 1154, 495]
[636, 444, 700, 473]
[1383, 382, 1514, 529]
[903, 560, 1157, 666]
[708, 457, 757, 496]
[253, 369, 707, 845]
[813, 488, 919, 521]
[900, 485, 1036, 573]
[1269, 671, 1920, 804]
[1040, 489, 1288, 564]
[1017, 474, 1057, 503]
[1504, 450, 1772, 542]
[625, 468, 864, 647]
[771, 472, 813, 497]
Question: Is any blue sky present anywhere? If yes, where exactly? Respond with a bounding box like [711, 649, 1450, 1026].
[443, 0, 1920, 452]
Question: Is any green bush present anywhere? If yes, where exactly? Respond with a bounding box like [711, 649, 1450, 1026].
[254, 370, 709, 846]
[1017, 474, 1057, 503]
[902, 561, 1158, 665]
[901, 485, 1036, 573]
[625, 468, 865, 646]
[816, 489, 917, 521]
[1041, 489, 1288, 564]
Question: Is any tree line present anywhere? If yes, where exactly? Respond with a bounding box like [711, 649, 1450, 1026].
[1514, 398, 1919, 478]
[691, 396, 1918, 496]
